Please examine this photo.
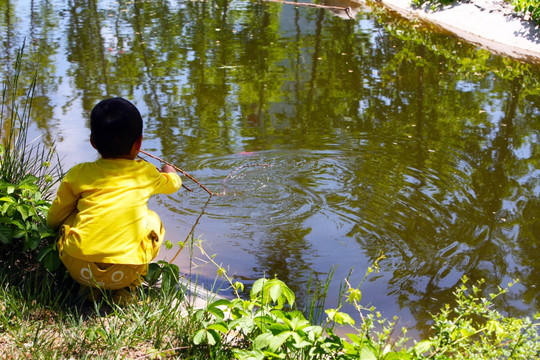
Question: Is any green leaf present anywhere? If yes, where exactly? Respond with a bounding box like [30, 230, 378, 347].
[347, 332, 363, 345]
[37, 244, 54, 261]
[269, 331, 293, 351]
[359, 345, 378, 360]
[43, 250, 62, 272]
[326, 309, 355, 326]
[207, 306, 225, 320]
[193, 329, 220, 345]
[144, 262, 162, 284]
[232, 349, 265, 360]
[233, 281, 245, 293]
[414, 340, 433, 354]
[229, 317, 255, 333]
[24, 236, 41, 251]
[253, 332, 273, 350]
[13, 228, 26, 239]
[262, 350, 286, 359]
[268, 323, 289, 333]
[16, 204, 29, 221]
[209, 298, 232, 309]
[0, 224, 13, 244]
[11, 219, 25, 230]
[269, 283, 283, 303]
[19, 174, 38, 186]
[251, 277, 268, 298]
[348, 288, 362, 303]
[0, 216, 13, 224]
[460, 327, 474, 338]
[193, 329, 206, 345]
[207, 322, 229, 333]
[486, 320, 505, 338]
[160, 262, 179, 290]
[385, 351, 412, 360]
[40, 231, 58, 239]
[281, 284, 295, 307]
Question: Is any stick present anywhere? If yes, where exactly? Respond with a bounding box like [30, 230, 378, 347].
[139, 150, 214, 196]
[262, 0, 354, 19]
[169, 195, 212, 264]
[137, 155, 193, 192]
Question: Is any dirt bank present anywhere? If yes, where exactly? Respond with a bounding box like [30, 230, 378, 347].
[375, 0, 540, 63]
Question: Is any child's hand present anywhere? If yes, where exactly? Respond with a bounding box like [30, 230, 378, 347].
[160, 164, 176, 173]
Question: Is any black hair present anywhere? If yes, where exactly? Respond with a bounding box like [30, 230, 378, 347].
[90, 97, 143, 158]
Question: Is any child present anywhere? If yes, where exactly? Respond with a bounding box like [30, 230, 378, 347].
[47, 97, 182, 296]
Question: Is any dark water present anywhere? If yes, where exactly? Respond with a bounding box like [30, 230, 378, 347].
[1, 0, 539, 337]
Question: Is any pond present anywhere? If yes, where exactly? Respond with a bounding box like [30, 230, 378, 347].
[1, 0, 539, 337]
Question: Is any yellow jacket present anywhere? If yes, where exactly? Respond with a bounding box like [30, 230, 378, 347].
[47, 158, 182, 264]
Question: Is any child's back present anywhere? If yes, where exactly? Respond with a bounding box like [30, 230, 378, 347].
[47, 97, 182, 292]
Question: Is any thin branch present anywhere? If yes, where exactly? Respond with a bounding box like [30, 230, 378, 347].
[262, 0, 354, 19]
[139, 150, 213, 196]
[169, 195, 213, 264]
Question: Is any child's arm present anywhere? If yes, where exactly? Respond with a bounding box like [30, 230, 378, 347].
[153, 164, 182, 194]
[47, 179, 79, 228]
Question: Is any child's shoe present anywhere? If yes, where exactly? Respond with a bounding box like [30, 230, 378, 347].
[77, 285, 102, 302]
[112, 287, 137, 306]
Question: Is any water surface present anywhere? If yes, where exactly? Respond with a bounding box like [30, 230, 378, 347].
[1, 0, 539, 336]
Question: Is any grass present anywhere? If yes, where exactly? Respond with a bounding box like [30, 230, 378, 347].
[1, 260, 539, 359]
[0, 267, 225, 359]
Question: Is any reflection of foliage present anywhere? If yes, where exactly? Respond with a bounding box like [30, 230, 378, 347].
[379, 9, 540, 91]
[0, 1, 60, 144]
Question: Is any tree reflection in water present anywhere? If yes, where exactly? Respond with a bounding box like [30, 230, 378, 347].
[0, 0, 538, 336]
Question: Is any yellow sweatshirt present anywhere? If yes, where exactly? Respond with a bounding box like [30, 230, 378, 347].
[47, 158, 182, 264]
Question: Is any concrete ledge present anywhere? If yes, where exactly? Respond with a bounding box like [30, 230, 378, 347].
[376, 0, 540, 62]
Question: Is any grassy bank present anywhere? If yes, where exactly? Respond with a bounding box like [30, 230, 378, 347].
[1, 259, 539, 359]
[1, 50, 539, 359]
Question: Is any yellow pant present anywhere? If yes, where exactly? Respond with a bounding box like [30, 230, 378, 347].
[58, 210, 164, 290]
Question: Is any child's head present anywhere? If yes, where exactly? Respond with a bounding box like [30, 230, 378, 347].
[90, 97, 143, 158]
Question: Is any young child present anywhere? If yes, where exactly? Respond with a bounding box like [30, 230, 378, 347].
[47, 97, 182, 297]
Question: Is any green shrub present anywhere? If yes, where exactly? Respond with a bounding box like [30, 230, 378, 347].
[0, 175, 60, 270]
[190, 246, 540, 359]
[511, 0, 540, 23]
